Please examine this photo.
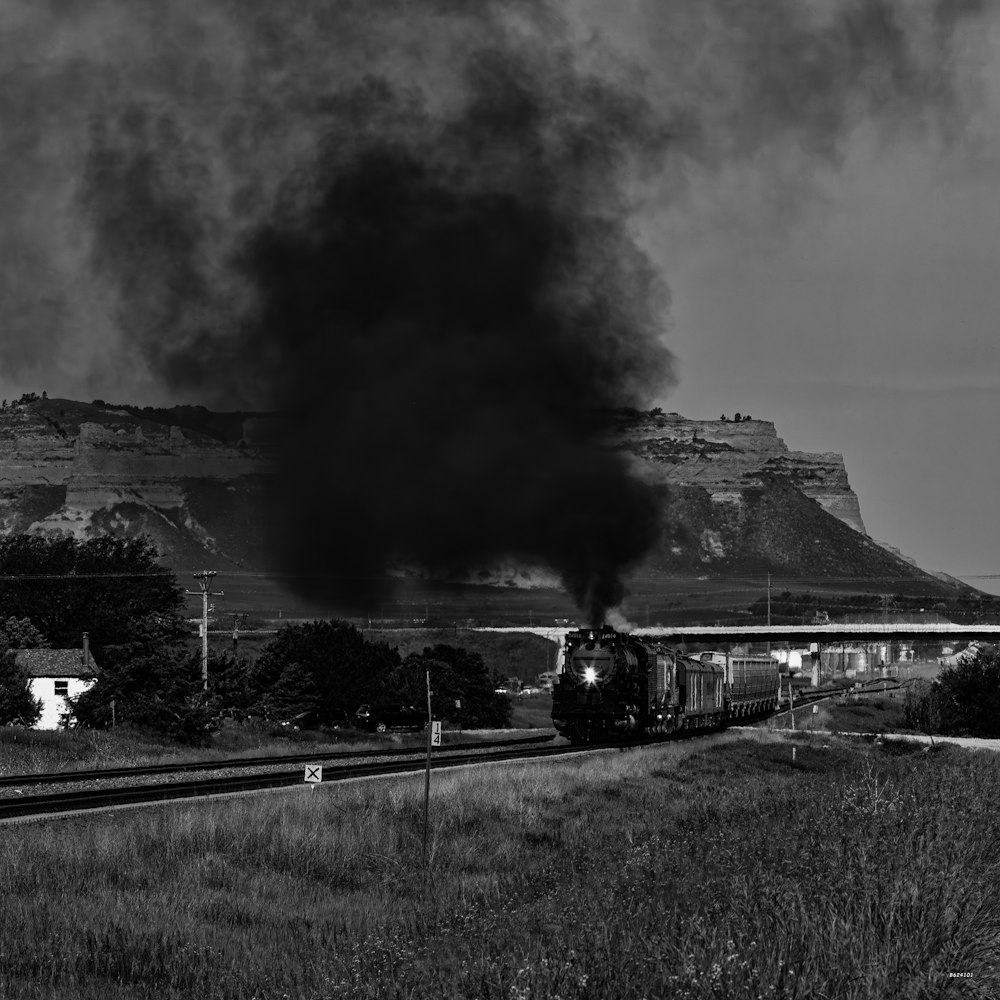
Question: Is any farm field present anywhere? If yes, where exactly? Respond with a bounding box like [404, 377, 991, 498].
[182, 567, 904, 630]
[0, 731, 996, 998]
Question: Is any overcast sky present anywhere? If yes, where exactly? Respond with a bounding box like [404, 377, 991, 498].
[654, 63, 1000, 590]
[1, 1, 998, 592]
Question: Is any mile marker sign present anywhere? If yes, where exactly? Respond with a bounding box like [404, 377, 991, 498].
[431, 721, 442, 746]
[304, 765, 323, 783]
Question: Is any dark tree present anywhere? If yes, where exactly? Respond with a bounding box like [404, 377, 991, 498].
[259, 662, 320, 721]
[205, 651, 255, 717]
[71, 635, 213, 743]
[388, 644, 511, 728]
[904, 647, 1000, 738]
[0, 617, 49, 648]
[0, 535, 183, 649]
[250, 621, 400, 714]
[0, 642, 41, 727]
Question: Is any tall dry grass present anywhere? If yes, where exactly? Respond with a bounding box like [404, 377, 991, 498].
[0, 731, 996, 998]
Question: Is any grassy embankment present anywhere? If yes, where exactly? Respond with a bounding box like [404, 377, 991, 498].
[772, 693, 910, 735]
[0, 724, 386, 775]
[0, 694, 552, 775]
[0, 731, 997, 998]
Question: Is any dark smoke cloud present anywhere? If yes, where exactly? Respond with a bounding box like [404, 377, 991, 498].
[240, 55, 672, 618]
[0, 0, 991, 619]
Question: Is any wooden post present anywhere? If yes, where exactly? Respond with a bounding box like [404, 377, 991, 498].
[789, 676, 795, 732]
[423, 668, 432, 867]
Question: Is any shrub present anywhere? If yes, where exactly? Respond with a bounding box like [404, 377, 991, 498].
[0, 642, 41, 727]
[904, 646, 1000, 738]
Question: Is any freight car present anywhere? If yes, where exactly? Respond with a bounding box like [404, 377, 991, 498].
[698, 651, 783, 719]
[551, 626, 781, 744]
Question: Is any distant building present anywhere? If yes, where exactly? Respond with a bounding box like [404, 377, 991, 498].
[13, 646, 98, 729]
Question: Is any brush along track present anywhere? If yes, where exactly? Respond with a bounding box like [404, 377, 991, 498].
[0, 737, 605, 822]
[0, 735, 553, 797]
[0, 734, 555, 790]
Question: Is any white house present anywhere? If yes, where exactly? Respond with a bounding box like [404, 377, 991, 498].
[14, 647, 98, 729]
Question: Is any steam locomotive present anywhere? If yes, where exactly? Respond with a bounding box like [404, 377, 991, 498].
[551, 626, 781, 744]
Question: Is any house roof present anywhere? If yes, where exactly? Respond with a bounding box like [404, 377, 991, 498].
[12, 648, 98, 678]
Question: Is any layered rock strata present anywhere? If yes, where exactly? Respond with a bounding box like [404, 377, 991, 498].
[0, 400, 268, 564]
[612, 412, 867, 535]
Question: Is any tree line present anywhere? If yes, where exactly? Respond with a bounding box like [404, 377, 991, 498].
[746, 589, 1000, 625]
[0, 535, 510, 741]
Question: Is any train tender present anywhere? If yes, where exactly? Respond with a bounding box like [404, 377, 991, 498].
[551, 626, 781, 744]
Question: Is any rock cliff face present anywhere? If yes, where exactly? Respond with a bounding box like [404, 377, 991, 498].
[611, 411, 867, 534]
[0, 398, 269, 567]
[0, 398, 953, 591]
[608, 410, 951, 587]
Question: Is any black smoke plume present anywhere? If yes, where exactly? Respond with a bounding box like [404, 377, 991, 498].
[240, 56, 673, 621]
[0, 0, 990, 620]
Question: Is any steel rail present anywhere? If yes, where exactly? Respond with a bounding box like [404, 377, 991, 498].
[0, 734, 555, 789]
[0, 740, 597, 821]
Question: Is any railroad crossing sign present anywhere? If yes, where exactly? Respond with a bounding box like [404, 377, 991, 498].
[431, 721, 442, 746]
[304, 765, 323, 783]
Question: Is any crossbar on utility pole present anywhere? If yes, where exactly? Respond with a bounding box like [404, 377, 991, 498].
[186, 570, 224, 691]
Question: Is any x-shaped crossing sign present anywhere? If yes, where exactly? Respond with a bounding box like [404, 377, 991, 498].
[304, 765, 323, 784]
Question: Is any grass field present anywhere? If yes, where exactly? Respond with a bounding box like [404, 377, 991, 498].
[0, 723, 431, 776]
[0, 692, 552, 776]
[770, 694, 911, 735]
[0, 731, 996, 998]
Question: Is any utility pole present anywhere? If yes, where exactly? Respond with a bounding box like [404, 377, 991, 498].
[423, 668, 433, 868]
[231, 612, 248, 655]
[766, 573, 771, 655]
[187, 570, 224, 691]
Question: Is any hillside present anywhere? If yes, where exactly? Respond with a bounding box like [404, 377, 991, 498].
[0, 396, 269, 570]
[609, 410, 948, 588]
[0, 397, 968, 605]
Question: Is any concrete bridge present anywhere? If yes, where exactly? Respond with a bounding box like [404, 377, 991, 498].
[479, 622, 1000, 646]
[477, 623, 998, 687]
[631, 623, 1000, 644]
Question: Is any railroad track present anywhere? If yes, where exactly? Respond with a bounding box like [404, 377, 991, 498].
[779, 686, 844, 709]
[0, 736, 595, 822]
[0, 733, 554, 789]
[0, 694, 850, 822]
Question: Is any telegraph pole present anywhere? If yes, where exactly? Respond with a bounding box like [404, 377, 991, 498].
[187, 570, 224, 691]
[423, 668, 432, 867]
[766, 572, 771, 656]
[231, 612, 248, 655]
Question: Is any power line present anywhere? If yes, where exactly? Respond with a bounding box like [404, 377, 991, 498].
[0, 571, 176, 580]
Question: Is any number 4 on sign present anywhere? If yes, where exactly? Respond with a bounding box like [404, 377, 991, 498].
[431, 721, 442, 746]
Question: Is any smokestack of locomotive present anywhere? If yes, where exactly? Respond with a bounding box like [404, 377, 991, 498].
[0, 1, 980, 623]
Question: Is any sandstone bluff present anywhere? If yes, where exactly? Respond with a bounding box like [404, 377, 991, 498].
[0, 397, 956, 592]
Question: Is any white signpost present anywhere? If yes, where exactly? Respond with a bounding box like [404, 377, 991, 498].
[304, 765, 323, 784]
[431, 721, 442, 746]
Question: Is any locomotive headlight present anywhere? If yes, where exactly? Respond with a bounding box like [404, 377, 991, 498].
[583, 666, 598, 685]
